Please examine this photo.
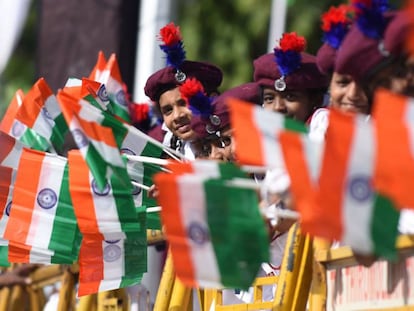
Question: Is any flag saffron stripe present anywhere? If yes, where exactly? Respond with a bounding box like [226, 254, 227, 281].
[4, 149, 44, 245]
[318, 111, 355, 241]
[154, 173, 196, 287]
[227, 98, 265, 166]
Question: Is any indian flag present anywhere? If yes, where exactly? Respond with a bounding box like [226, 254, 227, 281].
[77, 219, 147, 297]
[68, 151, 146, 296]
[63, 77, 112, 112]
[317, 110, 399, 258]
[3, 148, 80, 264]
[227, 97, 307, 167]
[0, 89, 51, 151]
[15, 78, 68, 153]
[372, 89, 414, 208]
[68, 150, 139, 236]
[94, 53, 131, 123]
[81, 78, 112, 112]
[154, 172, 269, 289]
[57, 90, 130, 192]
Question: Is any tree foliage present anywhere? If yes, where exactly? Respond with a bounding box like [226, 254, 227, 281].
[177, 0, 404, 92]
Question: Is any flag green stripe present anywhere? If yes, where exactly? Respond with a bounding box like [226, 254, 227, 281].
[47, 164, 80, 261]
[205, 179, 269, 289]
[0, 245, 10, 267]
[140, 142, 164, 158]
[85, 145, 110, 191]
[142, 162, 164, 229]
[19, 129, 51, 151]
[49, 114, 68, 152]
[112, 104, 131, 124]
[110, 173, 141, 234]
[50, 251, 78, 264]
[284, 118, 308, 133]
[120, 207, 147, 288]
[371, 193, 400, 260]
[218, 162, 248, 179]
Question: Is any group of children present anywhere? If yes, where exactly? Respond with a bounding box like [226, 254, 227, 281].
[133, 0, 414, 305]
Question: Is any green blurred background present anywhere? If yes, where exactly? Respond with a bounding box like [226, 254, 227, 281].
[0, 0, 403, 117]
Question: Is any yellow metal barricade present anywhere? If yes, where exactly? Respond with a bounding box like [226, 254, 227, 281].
[194, 223, 313, 311]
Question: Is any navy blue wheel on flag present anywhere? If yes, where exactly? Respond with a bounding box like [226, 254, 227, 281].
[72, 129, 89, 148]
[116, 90, 128, 107]
[120, 148, 135, 156]
[41, 107, 53, 120]
[12, 121, 25, 137]
[105, 239, 121, 244]
[103, 244, 122, 262]
[37, 188, 58, 209]
[187, 222, 209, 245]
[97, 84, 109, 102]
[348, 175, 372, 202]
[131, 179, 142, 196]
[92, 179, 111, 196]
[5, 201, 12, 216]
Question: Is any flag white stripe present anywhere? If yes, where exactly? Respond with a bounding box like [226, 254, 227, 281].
[253, 107, 286, 168]
[342, 116, 375, 254]
[99, 236, 124, 292]
[127, 161, 145, 207]
[122, 131, 149, 156]
[29, 245, 54, 264]
[26, 154, 66, 249]
[78, 100, 105, 123]
[32, 111, 54, 140]
[44, 95, 61, 119]
[89, 171, 124, 234]
[303, 136, 324, 185]
[192, 160, 221, 178]
[178, 175, 222, 288]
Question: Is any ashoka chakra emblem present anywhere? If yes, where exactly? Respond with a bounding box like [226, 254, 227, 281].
[5, 201, 11, 216]
[37, 188, 57, 209]
[187, 222, 209, 245]
[42, 107, 52, 119]
[121, 148, 136, 156]
[11, 122, 25, 137]
[116, 90, 128, 107]
[97, 85, 109, 102]
[72, 129, 89, 148]
[105, 239, 121, 244]
[103, 244, 122, 262]
[91, 179, 111, 196]
[348, 175, 372, 202]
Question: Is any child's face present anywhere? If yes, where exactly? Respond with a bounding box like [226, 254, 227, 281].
[158, 87, 196, 141]
[262, 87, 314, 122]
[329, 72, 369, 115]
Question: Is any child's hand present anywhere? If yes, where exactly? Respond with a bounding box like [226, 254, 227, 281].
[148, 184, 159, 199]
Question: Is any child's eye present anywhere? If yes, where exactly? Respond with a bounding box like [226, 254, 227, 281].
[161, 105, 173, 116]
